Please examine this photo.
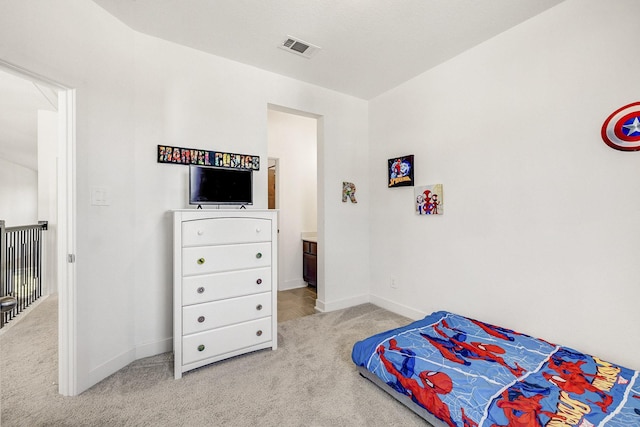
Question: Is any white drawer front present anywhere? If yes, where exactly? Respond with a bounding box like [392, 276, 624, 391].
[182, 218, 272, 247]
[182, 317, 272, 365]
[182, 267, 271, 305]
[182, 242, 271, 276]
[182, 292, 272, 334]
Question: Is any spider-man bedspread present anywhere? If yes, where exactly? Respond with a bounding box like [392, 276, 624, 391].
[351, 311, 640, 427]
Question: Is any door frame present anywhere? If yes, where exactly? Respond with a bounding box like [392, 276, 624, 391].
[0, 59, 77, 396]
[267, 157, 279, 210]
[266, 104, 321, 300]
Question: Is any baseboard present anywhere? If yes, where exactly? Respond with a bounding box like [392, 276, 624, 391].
[85, 337, 172, 391]
[86, 347, 136, 392]
[369, 294, 425, 320]
[135, 337, 173, 359]
[278, 278, 307, 291]
[316, 293, 370, 313]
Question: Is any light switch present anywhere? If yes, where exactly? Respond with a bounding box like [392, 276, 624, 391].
[91, 187, 111, 206]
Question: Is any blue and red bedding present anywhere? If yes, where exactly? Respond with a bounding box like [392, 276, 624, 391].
[352, 311, 640, 427]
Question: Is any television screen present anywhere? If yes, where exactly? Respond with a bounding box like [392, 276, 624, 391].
[189, 165, 253, 206]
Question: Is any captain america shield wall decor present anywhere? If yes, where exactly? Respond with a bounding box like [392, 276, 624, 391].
[601, 102, 640, 151]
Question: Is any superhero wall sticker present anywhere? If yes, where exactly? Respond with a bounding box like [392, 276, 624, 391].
[601, 102, 640, 151]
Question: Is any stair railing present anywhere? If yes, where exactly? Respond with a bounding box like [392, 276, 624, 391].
[0, 220, 48, 328]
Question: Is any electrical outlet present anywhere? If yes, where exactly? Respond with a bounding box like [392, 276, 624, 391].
[391, 278, 398, 289]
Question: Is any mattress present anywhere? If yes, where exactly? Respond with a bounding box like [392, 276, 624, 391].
[352, 310, 640, 426]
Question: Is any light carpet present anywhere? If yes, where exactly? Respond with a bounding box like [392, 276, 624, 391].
[1, 295, 431, 426]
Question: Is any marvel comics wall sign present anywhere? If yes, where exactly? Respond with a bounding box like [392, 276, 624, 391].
[157, 145, 260, 170]
[601, 102, 640, 151]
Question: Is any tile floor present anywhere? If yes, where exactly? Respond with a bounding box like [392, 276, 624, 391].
[277, 286, 317, 322]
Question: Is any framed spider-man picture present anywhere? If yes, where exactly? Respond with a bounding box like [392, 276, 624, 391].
[388, 155, 414, 188]
[415, 184, 443, 215]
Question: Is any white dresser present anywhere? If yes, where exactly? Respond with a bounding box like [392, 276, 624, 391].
[173, 209, 278, 379]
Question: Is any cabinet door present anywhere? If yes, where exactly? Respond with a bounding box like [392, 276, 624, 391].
[182, 242, 271, 276]
[303, 252, 317, 286]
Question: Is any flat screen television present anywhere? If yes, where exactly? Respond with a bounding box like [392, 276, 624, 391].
[189, 165, 253, 206]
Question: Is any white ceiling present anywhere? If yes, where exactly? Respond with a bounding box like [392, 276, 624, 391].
[1, 1, 566, 171]
[92, 0, 565, 100]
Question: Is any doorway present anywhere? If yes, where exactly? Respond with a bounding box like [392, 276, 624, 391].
[268, 159, 277, 210]
[0, 60, 76, 396]
[267, 106, 318, 321]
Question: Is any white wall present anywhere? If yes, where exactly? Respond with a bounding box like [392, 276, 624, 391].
[38, 110, 58, 294]
[2, 0, 138, 393]
[0, 158, 37, 226]
[369, 0, 640, 370]
[267, 109, 317, 291]
[131, 32, 369, 356]
[2, 1, 370, 393]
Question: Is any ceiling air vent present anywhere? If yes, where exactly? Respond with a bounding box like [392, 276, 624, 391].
[278, 36, 321, 59]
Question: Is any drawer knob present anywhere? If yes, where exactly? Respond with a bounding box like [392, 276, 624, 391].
[198, 316, 205, 323]
[197, 230, 204, 236]
[256, 227, 261, 233]
[256, 278, 262, 285]
[256, 304, 263, 311]
[255, 252, 262, 259]
[197, 258, 205, 265]
[256, 330, 263, 337]
[198, 344, 205, 352]
[197, 287, 205, 294]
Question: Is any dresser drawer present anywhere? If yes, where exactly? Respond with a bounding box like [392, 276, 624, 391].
[182, 218, 272, 247]
[182, 242, 271, 276]
[182, 317, 272, 365]
[182, 267, 271, 305]
[182, 292, 272, 334]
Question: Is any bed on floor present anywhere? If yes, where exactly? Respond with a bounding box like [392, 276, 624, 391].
[352, 311, 640, 427]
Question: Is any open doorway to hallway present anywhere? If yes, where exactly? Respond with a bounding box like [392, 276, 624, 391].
[267, 107, 318, 322]
[0, 68, 58, 305]
[0, 60, 76, 396]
